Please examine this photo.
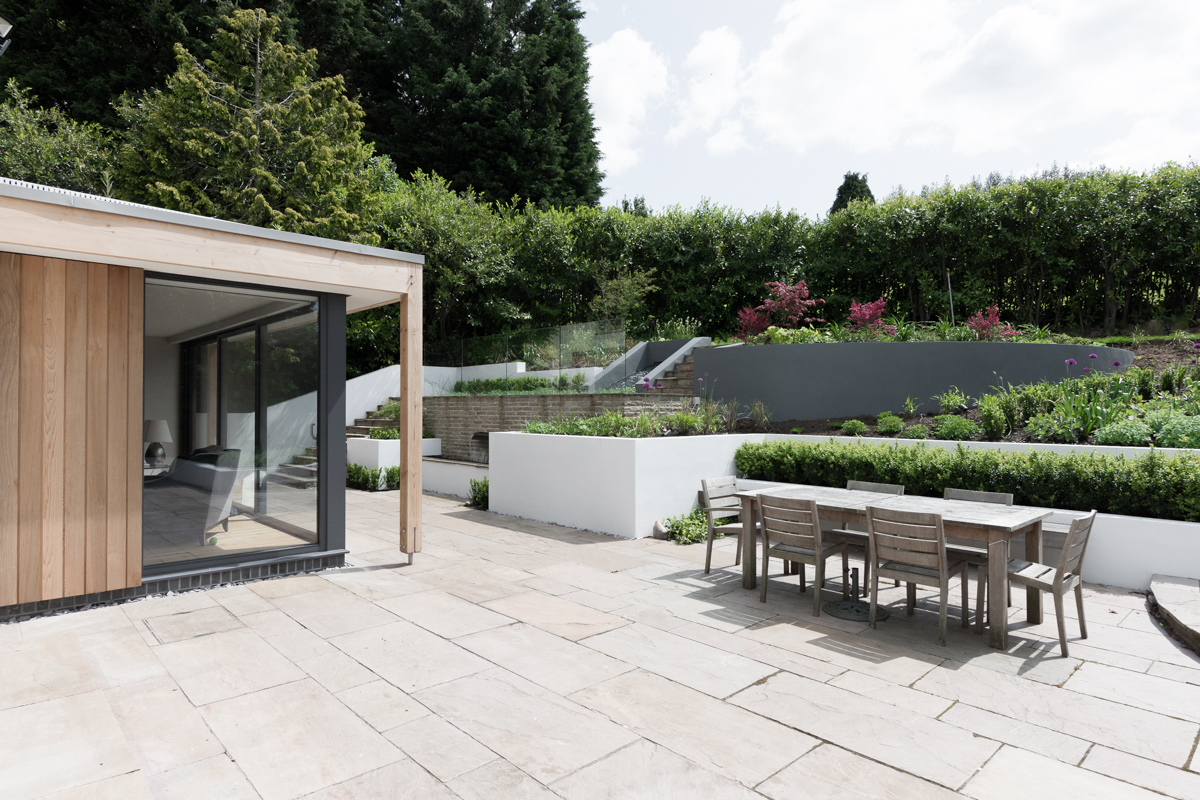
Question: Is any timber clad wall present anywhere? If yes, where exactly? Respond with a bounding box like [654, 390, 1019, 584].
[423, 394, 683, 462]
[0, 252, 144, 605]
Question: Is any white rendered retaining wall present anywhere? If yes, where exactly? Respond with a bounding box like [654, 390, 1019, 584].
[423, 458, 488, 498]
[488, 432, 1200, 590]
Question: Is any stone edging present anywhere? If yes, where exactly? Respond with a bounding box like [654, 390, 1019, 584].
[1149, 575, 1200, 653]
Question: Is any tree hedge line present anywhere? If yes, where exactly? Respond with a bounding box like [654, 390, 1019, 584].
[733, 439, 1200, 522]
[349, 163, 1200, 375]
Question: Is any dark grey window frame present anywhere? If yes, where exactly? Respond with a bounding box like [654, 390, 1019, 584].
[142, 272, 346, 581]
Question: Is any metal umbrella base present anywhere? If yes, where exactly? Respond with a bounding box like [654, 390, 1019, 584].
[821, 567, 889, 622]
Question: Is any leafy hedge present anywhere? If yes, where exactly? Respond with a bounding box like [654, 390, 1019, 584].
[346, 464, 402, 491]
[734, 439, 1200, 522]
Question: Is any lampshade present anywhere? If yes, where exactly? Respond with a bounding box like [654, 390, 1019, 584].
[0, 16, 12, 39]
[143, 419, 172, 443]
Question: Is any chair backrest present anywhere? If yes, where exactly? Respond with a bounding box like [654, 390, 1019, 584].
[1055, 510, 1098, 586]
[866, 505, 947, 577]
[701, 476, 741, 514]
[943, 487, 1013, 505]
[847, 480, 904, 496]
[758, 494, 822, 552]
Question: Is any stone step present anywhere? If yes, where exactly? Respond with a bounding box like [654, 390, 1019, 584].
[306, 446, 318, 455]
[276, 463, 318, 479]
[266, 472, 318, 490]
[1150, 575, 1200, 653]
[291, 454, 317, 465]
[346, 426, 372, 437]
[354, 417, 398, 427]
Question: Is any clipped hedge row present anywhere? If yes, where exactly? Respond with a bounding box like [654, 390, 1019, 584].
[346, 464, 403, 491]
[734, 440, 1200, 522]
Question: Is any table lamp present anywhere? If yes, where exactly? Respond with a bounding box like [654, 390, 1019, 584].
[144, 420, 172, 467]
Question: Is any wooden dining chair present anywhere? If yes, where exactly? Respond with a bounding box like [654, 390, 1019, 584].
[827, 480, 904, 587]
[866, 505, 972, 646]
[758, 494, 848, 615]
[1007, 510, 1098, 657]
[943, 487, 1013, 634]
[701, 477, 758, 574]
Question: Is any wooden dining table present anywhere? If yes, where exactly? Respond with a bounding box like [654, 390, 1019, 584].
[735, 484, 1054, 649]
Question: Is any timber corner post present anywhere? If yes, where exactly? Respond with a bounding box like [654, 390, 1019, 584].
[399, 273, 423, 560]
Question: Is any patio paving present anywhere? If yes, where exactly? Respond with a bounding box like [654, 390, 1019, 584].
[3, 489, 1200, 798]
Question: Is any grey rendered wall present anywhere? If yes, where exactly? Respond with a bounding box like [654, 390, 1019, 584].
[692, 342, 1136, 420]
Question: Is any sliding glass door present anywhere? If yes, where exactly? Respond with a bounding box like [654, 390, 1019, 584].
[143, 278, 320, 569]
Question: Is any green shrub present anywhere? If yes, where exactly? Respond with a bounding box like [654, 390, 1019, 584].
[369, 427, 403, 440]
[1026, 412, 1079, 443]
[346, 464, 382, 491]
[377, 400, 403, 419]
[733, 439, 1200, 522]
[933, 386, 971, 414]
[876, 413, 904, 435]
[1093, 418, 1152, 447]
[840, 419, 867, 436]
[931, 415, 979, 440]
[903, 424, 929, 439]
[467, 477, 489, 508]
[662, 508, 736, 545]
[1156, 415, 1200, 448]
[977, 394, 1008, 440]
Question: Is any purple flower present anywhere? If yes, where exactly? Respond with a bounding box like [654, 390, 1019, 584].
[1088, 353, 1097, 359]
[1065, 358, 1077, 366]
[1194, 343, 1200, 349]
[655, 381, 663, 388]
[1112, 360, 1121, 367]
[1083, 367, 1091, 373]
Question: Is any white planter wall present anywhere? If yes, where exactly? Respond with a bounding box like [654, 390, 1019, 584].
[347, 437, 441, 468]
[489, 432, 1200, 590]
[424, 458, 488, 498]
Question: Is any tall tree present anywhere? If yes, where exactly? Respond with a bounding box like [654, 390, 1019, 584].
[116, 8, 379, 241]
[830, 171, 875, 215]
[0, 80, 116, 194]
[375, 0, 603, 207]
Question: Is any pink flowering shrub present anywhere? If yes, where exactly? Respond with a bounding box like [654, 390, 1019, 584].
[734, 280, 825, 341]
[965, 305, 1018, 341]
[848, 297, 896, 339]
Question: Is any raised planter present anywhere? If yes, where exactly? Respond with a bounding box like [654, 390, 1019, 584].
[346, 437, 441, 469]
[693, 341, 1135, 420]
[423, 457, 488, 498]
[489, 431, 1199, 590]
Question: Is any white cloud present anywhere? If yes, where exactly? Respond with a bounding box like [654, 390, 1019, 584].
[667, 26, 744, 150]
[656, 0, 1200, 167]
[588, 29, 671, 174]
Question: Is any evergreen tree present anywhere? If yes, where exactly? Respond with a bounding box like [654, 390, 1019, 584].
[116, 8, 379, 242]
[830, 171, 875, 215]
[375, 0, 603, 207]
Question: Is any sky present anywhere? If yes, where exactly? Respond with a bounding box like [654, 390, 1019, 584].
[578, 0, 1200, 219]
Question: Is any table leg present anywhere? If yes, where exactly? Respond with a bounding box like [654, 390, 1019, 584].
[988, 538, 1009, 649]
[1026, 521, 1043, 624]
[741, 496, 757, 590]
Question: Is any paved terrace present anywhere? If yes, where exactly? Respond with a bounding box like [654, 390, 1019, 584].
[3, 491, 1200, 799]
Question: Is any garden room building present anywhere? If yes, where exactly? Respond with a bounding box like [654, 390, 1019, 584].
[0, 178, 423, 617]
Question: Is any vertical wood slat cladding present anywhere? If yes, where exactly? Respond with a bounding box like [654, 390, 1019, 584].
[0, 254, 19, 607]
[2, 253, 144, 602]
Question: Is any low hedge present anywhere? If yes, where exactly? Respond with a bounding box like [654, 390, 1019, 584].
[346, 464, 402, 491]
[734, 439, 1200, 522]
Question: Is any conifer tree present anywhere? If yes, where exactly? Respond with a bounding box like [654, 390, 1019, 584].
[116, 9, 378, 241]
[830, 171, 875, 215]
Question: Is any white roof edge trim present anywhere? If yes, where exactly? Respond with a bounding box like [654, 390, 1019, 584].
[0, 176, 425, 266]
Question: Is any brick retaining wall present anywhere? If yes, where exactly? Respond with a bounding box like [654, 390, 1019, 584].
[424, 394, 684, 462]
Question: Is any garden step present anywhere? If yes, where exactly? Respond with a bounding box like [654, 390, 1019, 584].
[346, 426, 372, 437]
[291, 454, 317, 465]
[354, 417, 399, 427]
[276, 463, 318, 479]
[1150, 575, 1200, 653]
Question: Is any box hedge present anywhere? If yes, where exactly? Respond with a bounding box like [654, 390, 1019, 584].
[733, 439, 1200, 522]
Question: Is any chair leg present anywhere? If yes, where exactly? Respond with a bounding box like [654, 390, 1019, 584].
[813, 560, 823, 616]
[974, 566, 986, 634]
[869, 565, 879, 629]
[704, 525, 715, 575]
[798, 562, 806, 594]
[938, 580, 949, 647]
[759, 545, 769, 604]
[1053, 590, 1069, 658]
[1075, 582, 1088, 639]
[906, 582, 916, 615]
[960, 564, 969, 628]
[841, 550, 849, 600]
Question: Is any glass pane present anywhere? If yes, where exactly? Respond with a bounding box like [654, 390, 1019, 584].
[142, 278, 319, 569]
[263, 307, 320, 536]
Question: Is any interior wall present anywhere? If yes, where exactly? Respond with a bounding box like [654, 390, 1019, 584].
[142, 336, 181, 463]
[0, 253, 144, 606]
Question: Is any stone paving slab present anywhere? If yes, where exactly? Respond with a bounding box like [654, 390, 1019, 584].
[4, 489, 1200, 798]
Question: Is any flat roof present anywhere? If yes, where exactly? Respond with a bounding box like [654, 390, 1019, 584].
[0, 177, 424, 265]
